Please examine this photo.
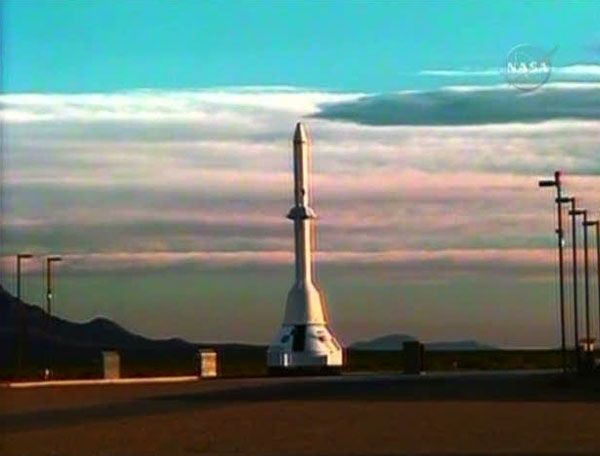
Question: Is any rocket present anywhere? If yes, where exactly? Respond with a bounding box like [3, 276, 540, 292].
[267, 123, 344, 373]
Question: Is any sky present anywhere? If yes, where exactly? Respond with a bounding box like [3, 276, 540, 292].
[1, 1, 600, 347]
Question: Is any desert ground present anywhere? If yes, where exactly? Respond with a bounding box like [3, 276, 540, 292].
[2, 371, 600, 455]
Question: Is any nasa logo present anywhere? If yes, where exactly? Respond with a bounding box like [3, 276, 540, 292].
[505, 44, 556, 92]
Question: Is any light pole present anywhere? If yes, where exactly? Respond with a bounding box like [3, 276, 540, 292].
[580, 210, 590, 366]
[16, 253, 33, 375]
[583, 217, 597, 365]
[569, 209, 590, 356]
[45, 256, 62, 378]
[594, 221, 600, 354]
[562, 197, 581, 368]
[46, 256, 62, 317]
[539, 171, 567, 373]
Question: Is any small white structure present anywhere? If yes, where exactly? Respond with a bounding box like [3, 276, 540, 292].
[267, 123, 344, 373]
[196, 349, 218, 378]
[580, 337, 596, 353]
[102, 351, 120, 379]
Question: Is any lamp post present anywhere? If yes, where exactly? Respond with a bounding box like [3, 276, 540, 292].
[562, 197, 581, 368]
[569, 209, 590, 360]
[45, 256, 62, 379]
[594, 221, 600, 353]
[16, 253, 33, 374]
[539, 171, 567, 373]
[583, 217, 597, 364]
[46, 256, 62, 317]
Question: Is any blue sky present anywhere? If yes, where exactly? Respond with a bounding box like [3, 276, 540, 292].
[4, 1, 599, 92]
[1, 1, 600, 347]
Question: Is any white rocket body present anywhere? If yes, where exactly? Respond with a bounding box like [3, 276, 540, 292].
[267, 123, 344, 372]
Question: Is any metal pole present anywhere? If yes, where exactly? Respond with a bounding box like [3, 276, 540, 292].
[583, 211, 591, 362]
[45, 256, 61, 378]
[15, 253, 32, 376]
[554, 172, 567, 373]
[539, 172, 567, 374]
[16, 255, 22, 373]
[46, 258, 52, 316]
[16, 256, 21, 300]
[569, 199, 580, 368]
[596, 223, 600, 352]
[45, 256, 61, 315]
[582, 219, 600, 365]
[45, 258, 51, 378]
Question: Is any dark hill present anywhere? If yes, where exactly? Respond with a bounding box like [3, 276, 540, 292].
[0, 285, 193, 351]
[350, 333, 496, 351]
[351, 333, 416, 350]
[0, 285, 262, 379]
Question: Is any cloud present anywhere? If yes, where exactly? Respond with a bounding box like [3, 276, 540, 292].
[1, 248, 556, 279]
[1, 86, 590, 346]
[420, 69, 501, 77]
[420, 64, 600, 80]
[553, 64, 600, 77]
[0, 87, 363, 123]
[2, 86, 599, 268]
[314, 83, 600, 126]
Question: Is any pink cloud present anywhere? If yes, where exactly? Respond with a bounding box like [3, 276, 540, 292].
[0, 248, 557, 276]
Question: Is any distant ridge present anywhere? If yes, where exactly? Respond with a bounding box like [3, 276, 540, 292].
[0, 285, 260, 370]
[0, 285, 194, 351]
[426, 340, 497, 351]
[350, 333, 496, 351]
[0, 285, 497, 371]
[351, 333, 416, 350]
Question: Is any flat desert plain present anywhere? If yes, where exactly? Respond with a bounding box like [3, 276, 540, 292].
[2, 371, 600, 455]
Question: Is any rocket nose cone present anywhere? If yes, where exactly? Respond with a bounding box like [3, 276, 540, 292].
[294, 122, 309, 144]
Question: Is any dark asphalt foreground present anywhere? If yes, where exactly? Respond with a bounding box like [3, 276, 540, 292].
[2, 371, 600, 456]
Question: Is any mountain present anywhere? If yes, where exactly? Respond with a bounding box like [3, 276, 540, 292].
[0, 285, 193, 352]
[426, 340, 497, 351]
[0, 284, 498, 379]
[350, 333, 496, 351]
[351, 334, 416, 351]
[0, 285, 261, 376]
